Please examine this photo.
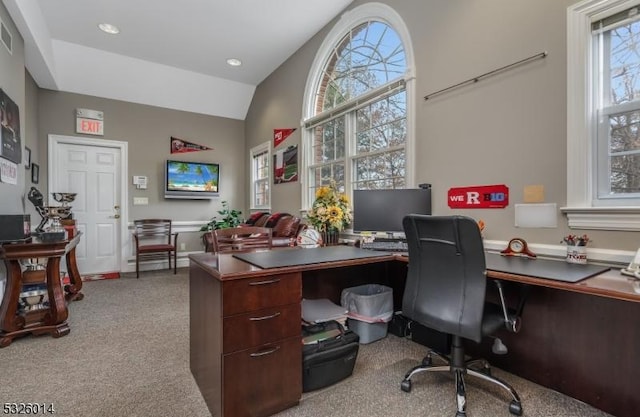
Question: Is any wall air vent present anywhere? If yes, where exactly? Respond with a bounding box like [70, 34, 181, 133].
[1, 19, 12, 54]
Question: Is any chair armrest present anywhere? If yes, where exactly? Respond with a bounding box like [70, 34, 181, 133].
[172, 232, 179, 246]
[491, 280, 526, 333]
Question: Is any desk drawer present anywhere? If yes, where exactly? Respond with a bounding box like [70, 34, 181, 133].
[223, 336, 301, 417]
[223, 303, 301, 353]
[222, 272, 301, 316]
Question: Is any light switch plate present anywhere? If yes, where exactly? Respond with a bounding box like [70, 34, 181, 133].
[133, 197, 148, 205]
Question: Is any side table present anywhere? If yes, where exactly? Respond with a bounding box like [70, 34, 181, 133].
[0, 231, 82, 347]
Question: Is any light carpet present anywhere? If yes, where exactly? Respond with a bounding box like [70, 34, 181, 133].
[0, 269, 613, 417]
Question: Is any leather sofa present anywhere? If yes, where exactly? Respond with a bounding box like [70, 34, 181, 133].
[204, 212, 305, 252]
[253, 212, 304, 247]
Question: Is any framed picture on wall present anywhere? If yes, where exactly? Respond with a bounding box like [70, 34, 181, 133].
[24, 146, 31, 169]
[273, 145, 298, 184]
[0, 89, 22, 164]
[31, 163, 39, 184]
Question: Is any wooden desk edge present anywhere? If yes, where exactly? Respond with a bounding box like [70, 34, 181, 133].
[190, 251, 640, 303]
[189, 251, 397, 280]
[395, 253, 639, 302]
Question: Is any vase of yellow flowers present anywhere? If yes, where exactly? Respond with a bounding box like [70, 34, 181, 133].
[306, 181, 352, 246]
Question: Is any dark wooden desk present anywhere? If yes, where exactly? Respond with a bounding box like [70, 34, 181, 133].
[190, 248, 639, 417]
[396, 251, 639, 417]
[485, 260, 639, 417]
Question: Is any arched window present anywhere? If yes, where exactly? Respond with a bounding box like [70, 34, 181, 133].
[302, 3, 415, 207]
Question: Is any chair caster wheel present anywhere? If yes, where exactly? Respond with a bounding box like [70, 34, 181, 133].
[400, 379, 412, 392]
[422, 355, 432, 366]
[508, 400, 523, 416]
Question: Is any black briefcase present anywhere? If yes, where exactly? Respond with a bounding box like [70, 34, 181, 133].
[302, 321, 359, 392]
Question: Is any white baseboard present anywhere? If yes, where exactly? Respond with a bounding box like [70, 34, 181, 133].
[127, 220, 205, 234]
[122, 250, 201, 273]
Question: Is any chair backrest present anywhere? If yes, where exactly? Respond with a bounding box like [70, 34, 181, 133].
[212, 226, 272, 253]
[134, 219, 173, 245]
[402, 215, 487, 343]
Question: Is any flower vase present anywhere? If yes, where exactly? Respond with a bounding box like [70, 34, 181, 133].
[566, 245, 587, 264]
[321, 230, 340, 246]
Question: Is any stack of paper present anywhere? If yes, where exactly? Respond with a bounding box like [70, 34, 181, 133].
[302, 298, 348, 326]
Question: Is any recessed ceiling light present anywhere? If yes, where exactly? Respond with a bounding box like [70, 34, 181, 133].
[98, 23, 120, 35]
[226, 58, 242, 67]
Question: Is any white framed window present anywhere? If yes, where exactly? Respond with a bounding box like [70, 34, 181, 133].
[250, 142, 270, 210]
[565, 0, 640, 230]
[301, 3, 415, 207]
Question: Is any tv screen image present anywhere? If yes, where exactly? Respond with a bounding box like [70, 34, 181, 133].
[165, 160, 220, 199]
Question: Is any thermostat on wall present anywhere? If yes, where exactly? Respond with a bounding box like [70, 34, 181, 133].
[133, 176, 148, 189]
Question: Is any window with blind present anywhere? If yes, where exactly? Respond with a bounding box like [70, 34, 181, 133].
[301, 3, 414, 207]
[565, 0, 640, 231]
[250, 142, 270, 209]
[593, 6, 640, 200]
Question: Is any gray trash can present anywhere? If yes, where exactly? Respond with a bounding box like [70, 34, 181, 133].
[341, 284, 393, 344]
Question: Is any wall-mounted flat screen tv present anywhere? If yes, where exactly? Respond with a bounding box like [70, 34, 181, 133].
[164, 160, 220, 199]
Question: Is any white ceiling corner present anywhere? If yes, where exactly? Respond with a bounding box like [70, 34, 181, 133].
[2, 0, 354, 120]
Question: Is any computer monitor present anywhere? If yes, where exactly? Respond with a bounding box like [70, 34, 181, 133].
[352, 188, 432, 235]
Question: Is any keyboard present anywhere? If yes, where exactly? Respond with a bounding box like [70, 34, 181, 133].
[360, 240, 408, 252]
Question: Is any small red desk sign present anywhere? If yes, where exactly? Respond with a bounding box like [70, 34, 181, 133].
[448, 184, 509, 209]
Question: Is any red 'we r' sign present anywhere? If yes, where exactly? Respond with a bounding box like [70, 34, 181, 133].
[447, 184, 509, 209]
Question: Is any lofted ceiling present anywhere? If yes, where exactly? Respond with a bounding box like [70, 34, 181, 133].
[2, 0, 353, 120]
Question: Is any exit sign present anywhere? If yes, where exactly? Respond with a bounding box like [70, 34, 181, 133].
[76, 118, 103, 135]
[76, 108, 104, 136]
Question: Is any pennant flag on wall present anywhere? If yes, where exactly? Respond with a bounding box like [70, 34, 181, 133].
[170, 136, 212, 154]
[274, 128, 296, 148]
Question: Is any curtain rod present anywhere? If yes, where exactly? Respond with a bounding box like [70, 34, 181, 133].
[423, 51, 548, 101]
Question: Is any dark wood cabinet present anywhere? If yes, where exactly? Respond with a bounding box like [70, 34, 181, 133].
[190, 249, 640, 417]
[190, 259, 302, 417]
[223, 336, 301, 417]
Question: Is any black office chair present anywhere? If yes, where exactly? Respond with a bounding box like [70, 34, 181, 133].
[401, 214, 523, 417]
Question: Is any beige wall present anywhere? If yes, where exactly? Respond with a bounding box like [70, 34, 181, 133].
[2, 0, 639, 258]
[0, 3, 26, 288]
[0, 2, 26, 214]
[245, 0, 640, 253]
[37, 90, 246, 250]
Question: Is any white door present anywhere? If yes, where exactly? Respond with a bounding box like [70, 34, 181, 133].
[49, 135, 128, 275]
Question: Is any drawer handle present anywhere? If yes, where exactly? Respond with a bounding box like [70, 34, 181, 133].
[249, 312, 281, 321]
[250, 345, 280, 357]
[248, 278, 281, 286]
